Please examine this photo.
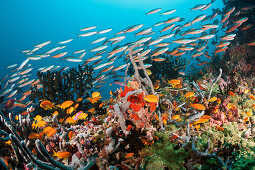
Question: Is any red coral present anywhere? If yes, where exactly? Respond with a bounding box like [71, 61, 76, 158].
[128, 93, 145, 112]
[149, 102, 156, 112]
[130, 103, 142, 112]
[128, 93, 145, 105]
[119, 86, 134, 97]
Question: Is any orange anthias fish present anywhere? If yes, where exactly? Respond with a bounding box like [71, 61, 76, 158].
[228, 91, 235, 96]
[88, 108, 95, 114]
[245, 109, 252, 117]
[172, 115, 180, 120]
[47, 128, 57, 137]
[184, 92, 195, 98]
[249, 95, 255, 100]
[144, 95, 159, 103]
[53, 151, 71, 159]
[195, 115, 211, 124]
[168, 79, 181, 87]
[34, 120, 47, 128]
[125, 153, 134, 159]
[34, 115, 43, 122]
[216, 126, 224, 131]
[77, 112, 88, 120]
[43, 127, 57, 137]
[76, 98, 83, 102]
[99, 103, 104, 108]
[5, 140, 11, 145]
[61, 101, 73, 109]
[243, 117, 249, 122]
[208, 97, 218, 102]
[66, 106, 75, 114]
[44, 126, 53, 134]
[74, 103, 79, 109]
[68, 131, 74, 140]
[28, 133, 40, 140]
[65, 117, 76, 124]
[40, 100, 55, 110]
[92, 92, 101, 98]
[87, 97, 101, 104]
[154, 84, 160, 90]
[190, 103, 206, 110]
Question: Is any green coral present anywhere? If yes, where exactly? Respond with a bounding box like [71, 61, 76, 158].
[141, 132, 189, 169]
[197, 122, 255, 169]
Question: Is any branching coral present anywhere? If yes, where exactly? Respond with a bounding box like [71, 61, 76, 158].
[31, 65, 93, 104]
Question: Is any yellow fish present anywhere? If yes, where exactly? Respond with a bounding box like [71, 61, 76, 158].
[35, 120, 47, 128]
[40, 100, 55, 110]
[88, 108, 95, 114]
[168, 79, 181, 86]
[154, 84, 159, 90]
[74, 104, 79, 109]
[52, 111, 58, 116]
[87, 97, 101, 104]
[53, 151, 71, 159]
[34, 115, 42, 122]
[61, 101, 73, 109]
[250, 95, 255, 100]
[194, 115, 211, 124]
[190, 104, 206, 110]
[184, 92, 195, 98]
[68, 131, 74, 140]
[47, 128, 57, 137]
[99, 103, 104, 108]
[246, 109, 252, 117]
[5, 140, 11, 145]
[172, 115, 180, 120]
[125, 153, 134, 159]
[146, 69, 152, 76]
[28, 133, 39, 140]
[43, 127, 52, 133]
[144, 95, 159, 103]
[65, 117, 76, 124]
[92, 92, 100, 98]
[208, 97, 217, 102]
[67, 107, 74, 114]
[76, 98, 83, 102]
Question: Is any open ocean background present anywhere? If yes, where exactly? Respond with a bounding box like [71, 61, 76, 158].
[0, 0, 223, 99]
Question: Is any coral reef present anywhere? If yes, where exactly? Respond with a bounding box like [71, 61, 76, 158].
[0, 44, 255, 169]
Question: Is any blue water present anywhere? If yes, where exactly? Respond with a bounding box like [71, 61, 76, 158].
[0, 0, 223, 99]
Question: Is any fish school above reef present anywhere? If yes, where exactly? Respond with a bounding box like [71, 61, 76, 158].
[0, 0, 255, 169]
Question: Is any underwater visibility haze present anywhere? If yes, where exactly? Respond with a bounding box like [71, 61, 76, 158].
[0, 0, 255, 169]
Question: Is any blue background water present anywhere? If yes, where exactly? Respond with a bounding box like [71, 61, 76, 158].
[0, 0, 223, 99]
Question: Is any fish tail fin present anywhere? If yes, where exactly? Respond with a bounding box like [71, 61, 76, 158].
[53, 150, 57, 157]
